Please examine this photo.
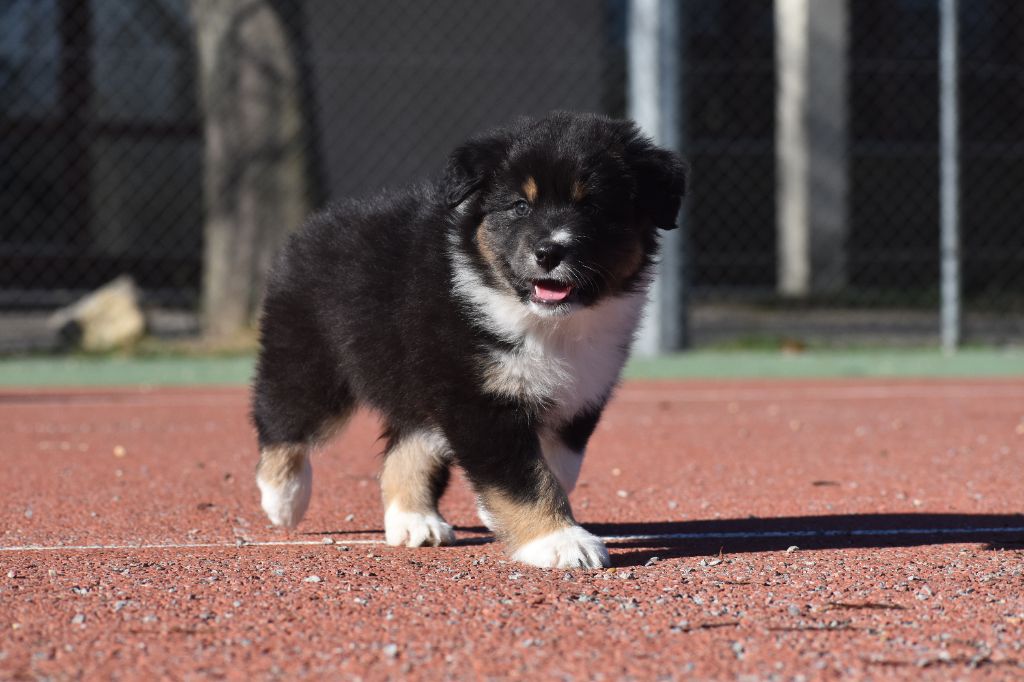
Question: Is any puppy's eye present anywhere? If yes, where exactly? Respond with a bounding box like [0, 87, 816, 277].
[580, 203, 598, 217]
[512, 199, 531, 217]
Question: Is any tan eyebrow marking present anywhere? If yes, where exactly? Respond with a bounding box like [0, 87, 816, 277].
[522, 176, 538, 203]
[571, 179, 586, 202]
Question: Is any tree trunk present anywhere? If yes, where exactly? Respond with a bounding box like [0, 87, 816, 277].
[191, 0, 310, 339]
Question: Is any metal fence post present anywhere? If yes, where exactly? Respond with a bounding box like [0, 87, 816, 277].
[939, 0, 961, 353]
[629, 0, 687, 356]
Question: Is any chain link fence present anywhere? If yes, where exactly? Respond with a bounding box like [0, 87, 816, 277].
[2, 0, 1022, 350]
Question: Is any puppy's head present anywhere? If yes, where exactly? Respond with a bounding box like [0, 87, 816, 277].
[445, 112, 687, 316]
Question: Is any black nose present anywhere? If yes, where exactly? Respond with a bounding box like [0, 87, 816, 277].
[534, 240, 566, 272]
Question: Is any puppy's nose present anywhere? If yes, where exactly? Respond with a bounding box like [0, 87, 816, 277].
[534, 240, 566, 272]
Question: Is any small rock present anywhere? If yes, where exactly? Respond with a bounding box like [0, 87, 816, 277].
[71, 614, 85, 625]
[382, 643, 398, 658]
[321, 538, 335, 545]
[644, 556, 661, 567]
[303, 575, 322, 583]
[786, 545, 799, 553]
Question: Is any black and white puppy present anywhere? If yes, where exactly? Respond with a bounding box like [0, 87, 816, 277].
[252, 112, 686, 568]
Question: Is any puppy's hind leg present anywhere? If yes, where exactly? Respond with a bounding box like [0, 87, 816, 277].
[256, 443, 314, 528]
[252, 377, 355, 529]
[380, 429, 455, 547]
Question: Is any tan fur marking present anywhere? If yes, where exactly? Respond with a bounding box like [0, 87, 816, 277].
[571, 179, 586, 202]
[522, 176, 538, 203]
[256, 444, 307, 487]
[478, 465, 575, 550]
[614, 237, 646, 289]
[475, 221, 517, 295]
[475, 222, 500, 269]
[380, 431, 451, 513]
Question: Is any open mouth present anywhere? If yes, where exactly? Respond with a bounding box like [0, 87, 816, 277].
[530, 279, 574, 305]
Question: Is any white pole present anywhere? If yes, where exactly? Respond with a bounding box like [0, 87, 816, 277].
[629, 0, 685, 355]
[939, 0, 961, 353]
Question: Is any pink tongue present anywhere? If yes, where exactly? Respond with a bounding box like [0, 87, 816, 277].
[533, 282, 572, 302]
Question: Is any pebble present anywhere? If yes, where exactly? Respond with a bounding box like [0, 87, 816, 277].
[71, 614, 85, 625]
[303, 575, 322, 583]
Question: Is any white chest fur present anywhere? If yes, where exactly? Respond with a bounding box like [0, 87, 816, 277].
[480, 297, 641, 424]
[450, 249, 645, 426]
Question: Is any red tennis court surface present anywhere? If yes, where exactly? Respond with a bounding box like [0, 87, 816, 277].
[2, 379, 1023, 679]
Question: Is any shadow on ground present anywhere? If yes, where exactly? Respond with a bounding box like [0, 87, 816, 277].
[308, 513, 1024, 567]
[588, 513, 1024, 566]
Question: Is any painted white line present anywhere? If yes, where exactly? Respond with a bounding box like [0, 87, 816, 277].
[1, 526, 1020, 553]
[615, 385, 1024, 404]
[0, 539, 381, 552]
[0, 394, 247, 409]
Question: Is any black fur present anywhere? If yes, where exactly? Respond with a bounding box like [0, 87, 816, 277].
[252, 111, 686, 540]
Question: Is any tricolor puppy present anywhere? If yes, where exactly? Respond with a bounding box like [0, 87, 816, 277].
[252, 112, 686, 568]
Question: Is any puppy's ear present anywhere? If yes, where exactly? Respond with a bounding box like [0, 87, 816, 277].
[443, 135, 507, 208]
[626, 138, 689, 230]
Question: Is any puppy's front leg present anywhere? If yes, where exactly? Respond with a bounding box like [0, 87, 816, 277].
[445, 411, 609, 569]
[380, 429, 455, 548]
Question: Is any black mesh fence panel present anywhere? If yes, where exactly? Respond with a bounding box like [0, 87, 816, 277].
[2, 0, 1022, 346]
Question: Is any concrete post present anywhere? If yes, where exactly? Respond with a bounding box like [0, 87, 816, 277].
[775, 0, 849, 296]
[630, 0, 687, 355]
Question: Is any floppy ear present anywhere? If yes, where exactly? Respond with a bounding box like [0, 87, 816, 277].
[627, 141, 689, 230]
[443, 135, 507, 208]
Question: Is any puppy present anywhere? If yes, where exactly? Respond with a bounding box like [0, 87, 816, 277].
[252, 112, 686, 568]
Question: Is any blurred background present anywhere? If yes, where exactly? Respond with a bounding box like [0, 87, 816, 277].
[2, 0, 1022, 359]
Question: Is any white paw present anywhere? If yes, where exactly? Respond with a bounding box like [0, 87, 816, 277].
[476, 498, 497, 532]
[257, 457, 312, 528]
[512, 525, 610, 569]
[384, 505, 455, 547]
